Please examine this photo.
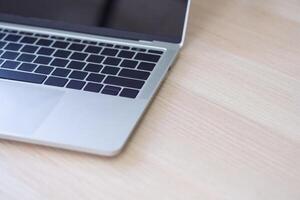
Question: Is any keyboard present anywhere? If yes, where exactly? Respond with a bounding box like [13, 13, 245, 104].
[0, 28, 164, 99]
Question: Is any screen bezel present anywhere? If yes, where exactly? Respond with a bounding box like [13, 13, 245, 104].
[0, 0, 189, 43]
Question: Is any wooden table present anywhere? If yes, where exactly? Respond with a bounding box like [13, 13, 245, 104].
[1, 0, 299, 199]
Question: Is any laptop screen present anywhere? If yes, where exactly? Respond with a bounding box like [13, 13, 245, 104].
[0, 0, 189, 43]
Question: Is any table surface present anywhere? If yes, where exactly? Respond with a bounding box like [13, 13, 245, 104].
[1, 0, 300, 199]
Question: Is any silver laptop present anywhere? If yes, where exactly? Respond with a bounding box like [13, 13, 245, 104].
[0, 0, 191, 156]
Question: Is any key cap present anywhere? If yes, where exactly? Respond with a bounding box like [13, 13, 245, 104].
[66, 80, 86, 90]
[35, 65, 54, 75]
[118, 50, 135, 59]
[17, 53, 36, 62]
[52, 68, 71, 77]
[34, 56, 52, 65]
[101, 66, 120, 75]
[70, 52, 88, 61]
[4, 34, 21, 42]
[84, 83, 103, 93]
[87, 55, 104, 64]
[104, 76, 145, 89]
[86, 73, 105, 83]
[119, 69, 150, 80]
[120, 60, 138, 68]
[69, 71, 88, 80]
[18, 63, 37, 72]
[135, 53, 161, 62]
[101, 48, 119, 56]
[0, 69, 46, 84]
[68, 43, 86, 51]
[37, 47, 55, 56]
[20, 45, 38, 53]
[1, 60, 20, 69]
[103, 57, 121, 66]
[53, 50, 72, 58]
[84, 63, 103, 73]
[1, 51, 20, 60]
[51, 58, 69, 67]
[137, 62, 156, 71]
[52, 41, 70, 49]
[44, 76, 68, 87]
[67, 61, 86, 70]
[120, 88, 139, 99]
[20, 36, 37, 44]
[36, 39, 53, 46]
[101, 85, 121, 96]
[4, 43, 22, 51]
[85, 46, 102, 54]
[148, 50, 164, 55]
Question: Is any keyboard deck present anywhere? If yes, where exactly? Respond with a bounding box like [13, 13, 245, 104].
[0, 28, 164, 99]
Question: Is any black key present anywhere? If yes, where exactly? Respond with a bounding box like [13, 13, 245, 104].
[86, 73, 105, 83]
[148, 50, 164, 55]
[84, 46, 102, 54]
[0, 59, 4, 65]
[101, 85, 121, 96]
[84, 83, 103, 93]
[36, 39, 53, 46]
[101, 66, 120, 75]
[120, 88, 139, 99]
[84, 63, 103, 73]
[50, 58, 69, 67]
[120, 60, 138, 68]
[118, 50, 135, 59]
[70, 52, 88, 61]
[18, 63, 37, 72]
[34, 56, 52, 65]
[104, 76, 145, 89]
[135, 53, 161, 62]
[87, 55, 104, 64]
[66, 38, 81, 43]
[52, 41, 69, 49]
[67, 61, 86, 70]
[0, 50, 3, 56]
[119, 69, 150, 80]
[51, 36, 65, 40]
[0, 41, 7, 49]
[0, 33, 6, 40]
[37, 47, 55, 56]
[69, 71, 88, 80]
[44, 76, 68, 87]
[1, 51, 19, 60]
[115, 45, 130, 50]
[4, 34, 21, 42]
[0, 67, 46, 84]
[19, 31, 33, 36]
[17, 54, 36, 62]
[3, 29, 17, 34]
[1, 60, 20, 69]
[99, 42, 113, 47]
[20, 36, 37, 44]
[137, 62, 156, 71]
[35, 65, 54, 75]
[82, 40, 97, 45]
[35, 33, 49, 38]
[131, 47, 146, 52]
[68, 43, 86, 51]
[20, 45, 38, 53]
[4, 43, 22, 51]
[101, 48, 118, 56]
[53, 50, 72, 58]
[66, 80, 86, 90]
[52, 68, 71, 77]
[103, 57, 121, 66]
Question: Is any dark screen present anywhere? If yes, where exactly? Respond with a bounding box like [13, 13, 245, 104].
[0, 0, 188, 42]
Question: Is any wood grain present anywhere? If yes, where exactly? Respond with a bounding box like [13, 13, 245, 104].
[0, 0, 299, 199]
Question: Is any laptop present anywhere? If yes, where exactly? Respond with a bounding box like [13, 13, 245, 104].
[0, 0, 191, 156]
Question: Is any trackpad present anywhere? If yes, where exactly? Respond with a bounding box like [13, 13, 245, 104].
[0, 81, 64, 136]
